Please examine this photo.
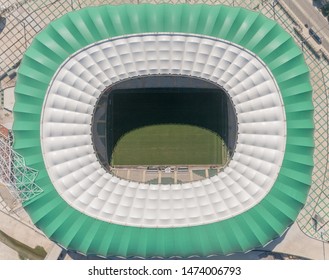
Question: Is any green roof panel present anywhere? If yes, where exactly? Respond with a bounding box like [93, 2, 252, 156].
[13, 4, 313, 258]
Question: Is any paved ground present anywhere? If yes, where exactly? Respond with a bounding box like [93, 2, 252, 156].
[0, 209, 55, 258]
[0, 183, 19, 217]
[275, 0, 329, 245]
[268, 222, 329, 260]
[0, 241, 19, 260]
[281, 0, 329, 51]
[0, 183, 55, 259]
[0, 83, 14, 130]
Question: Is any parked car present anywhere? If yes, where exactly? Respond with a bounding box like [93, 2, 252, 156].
[309, 28, 322, 44]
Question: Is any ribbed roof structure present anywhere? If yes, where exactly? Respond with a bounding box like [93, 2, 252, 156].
[13, 4, 313, 257]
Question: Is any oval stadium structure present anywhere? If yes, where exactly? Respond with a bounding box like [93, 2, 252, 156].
[13, 4, 314, 258]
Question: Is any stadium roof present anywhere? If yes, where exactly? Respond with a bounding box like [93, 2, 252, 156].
[41, 33, 286, 227]
[13, 4, 313, 257]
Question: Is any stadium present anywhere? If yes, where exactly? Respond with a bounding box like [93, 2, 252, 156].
[0, 1, 327, 260]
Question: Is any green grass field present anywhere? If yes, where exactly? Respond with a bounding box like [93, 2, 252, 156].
[111, 124, 227, 166]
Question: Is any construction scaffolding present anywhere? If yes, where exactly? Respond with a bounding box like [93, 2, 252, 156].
[0, 126, 43, 202]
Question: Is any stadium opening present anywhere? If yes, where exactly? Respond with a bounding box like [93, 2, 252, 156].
[92, 75, 237, 183]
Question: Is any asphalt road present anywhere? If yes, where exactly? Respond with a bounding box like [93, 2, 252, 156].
[281, 0, 329, 52]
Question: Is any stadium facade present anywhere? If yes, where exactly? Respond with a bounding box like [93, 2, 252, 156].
[10, 4, 313, 257]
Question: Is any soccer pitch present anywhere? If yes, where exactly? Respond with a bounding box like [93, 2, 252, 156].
[111, 124, 227, 166]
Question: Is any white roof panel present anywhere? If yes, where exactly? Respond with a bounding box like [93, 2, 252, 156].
[40, 33, 286, 228]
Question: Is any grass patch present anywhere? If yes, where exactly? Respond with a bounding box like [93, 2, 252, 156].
[146, 179, 159, 184]
[0, 229, 47, 260]
[192, 169, 206, 177]
[208, 168, 219, 177]
[111, 124, 227, 166]
[160, 177, 176, 184]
